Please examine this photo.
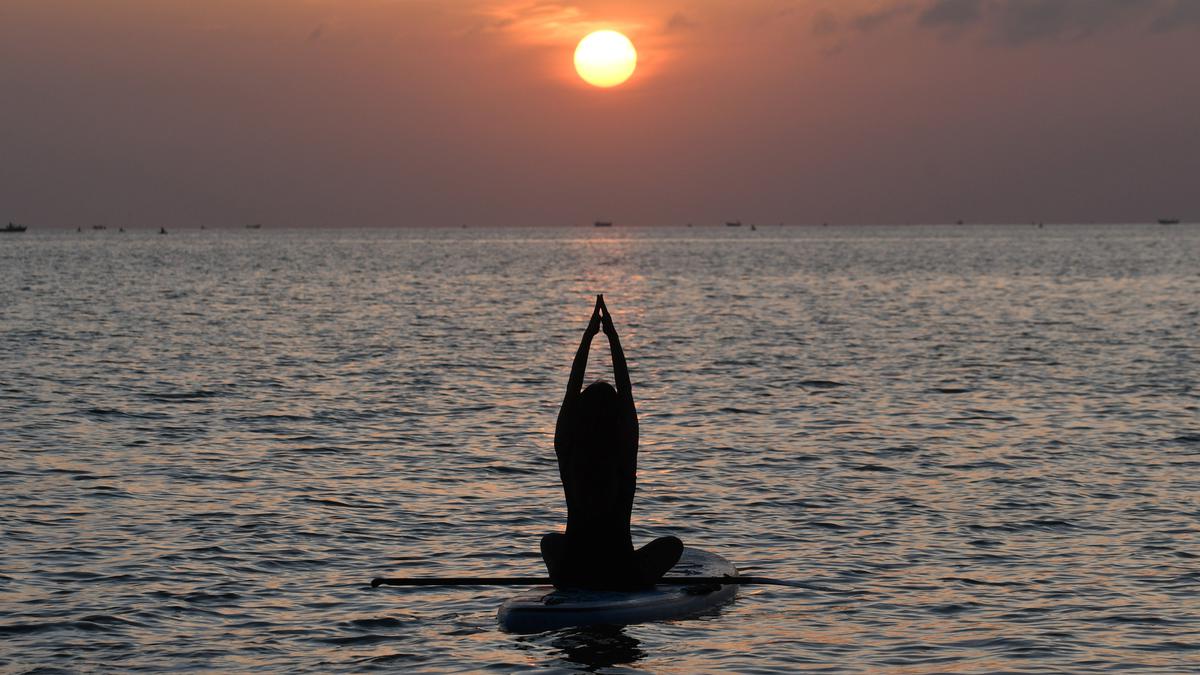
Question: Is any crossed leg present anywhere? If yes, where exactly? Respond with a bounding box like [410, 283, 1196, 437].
[541, 533, 683, 589]
[633, 536, 683, 586]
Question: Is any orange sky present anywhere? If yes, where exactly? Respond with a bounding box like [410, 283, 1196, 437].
[1, 0, 1198, 227]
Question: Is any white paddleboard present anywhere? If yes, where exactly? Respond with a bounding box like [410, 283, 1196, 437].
[497, 547, 737, 633]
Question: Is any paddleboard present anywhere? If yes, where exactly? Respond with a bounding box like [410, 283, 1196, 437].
[497, 547, 737, 633]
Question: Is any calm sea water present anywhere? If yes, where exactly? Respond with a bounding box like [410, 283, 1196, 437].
[1, 224, 1198, 673]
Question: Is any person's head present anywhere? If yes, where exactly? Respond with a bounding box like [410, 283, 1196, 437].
[577, 380, 620, 439]
[574, 381, 622, 485]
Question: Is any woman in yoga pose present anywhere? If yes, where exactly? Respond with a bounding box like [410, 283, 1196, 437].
[541, 295, 683, 589]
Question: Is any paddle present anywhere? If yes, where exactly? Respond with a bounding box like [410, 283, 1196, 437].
[370, 575, 829, 590]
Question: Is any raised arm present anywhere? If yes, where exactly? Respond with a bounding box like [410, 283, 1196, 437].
[598, 296, 632, 398]
[563, 296, 603, 407]
[598, 296, 638, 491]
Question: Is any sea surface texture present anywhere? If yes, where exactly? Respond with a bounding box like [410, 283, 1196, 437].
[2, 225, 1198, 673]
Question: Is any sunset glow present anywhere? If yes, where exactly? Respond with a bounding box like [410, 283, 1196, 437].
[574, 30, 637, 88]
[2, 1, 1197, 227]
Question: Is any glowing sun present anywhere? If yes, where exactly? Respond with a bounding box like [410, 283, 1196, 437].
[574, 30, 637, 88]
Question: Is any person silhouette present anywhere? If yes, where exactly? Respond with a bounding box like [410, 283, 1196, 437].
[540, 295, 683, 589]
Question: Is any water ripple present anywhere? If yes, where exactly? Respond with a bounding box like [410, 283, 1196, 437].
[1, 225, 1198, 672]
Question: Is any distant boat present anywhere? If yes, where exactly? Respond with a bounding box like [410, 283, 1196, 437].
[1158, 218, 1180, 225]
[594, 221, 613, 227]
[92, 224, 107, 230]
[725, 220, 742, 227]
[159, 227, 168, 235]
[245, 223, 262, 229]
[2, 222, 27, 233]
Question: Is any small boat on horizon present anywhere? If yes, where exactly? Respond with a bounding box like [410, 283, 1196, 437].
[594, 221, 613, 227]
[3, 222, 28, 233]
[725, 220, 742, 227]
[92, 224, 107, 230]
[245, 223, 262, 229]
[1158, 218, 1180, 225]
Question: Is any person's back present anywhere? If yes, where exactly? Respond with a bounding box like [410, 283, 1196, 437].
[541, 295, 682, 589]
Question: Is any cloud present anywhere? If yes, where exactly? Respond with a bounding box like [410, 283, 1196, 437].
[851, 3, 915, 32]
[810, 9, 839, 37]
[994, 0, 1147, 44]
[663, 11, 695, 33]
[471, 1, 652, 44]
[803, 3, 912, 39]
[1149, 0, 1200, 32]
[919, 0, 982, 28]
[913, 0, 1200, 44]
[474, 1, 589, 40]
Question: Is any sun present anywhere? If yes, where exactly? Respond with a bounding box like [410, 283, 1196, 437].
[574, 30, 637, 88]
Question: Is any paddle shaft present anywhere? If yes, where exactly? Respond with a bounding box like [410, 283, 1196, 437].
[370, 575, 800, 588]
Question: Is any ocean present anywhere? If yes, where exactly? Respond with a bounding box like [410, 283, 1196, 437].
[2, 224, 1197, 672]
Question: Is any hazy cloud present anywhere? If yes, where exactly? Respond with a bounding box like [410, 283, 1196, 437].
[994, 0, 1147, 44]
[802, 3, 913, 39]
[852, 3, 915, 32]
[1149, 0, 1200, 32]
[913, 0, 1200, 44]
[471, 1, 658, 44]
[307, 24, 325, 42]
[475, 1, 588, 39]
[919, 0, 982, 28]
[811, 9, 839, 37]
[663, 11, 695, 33]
